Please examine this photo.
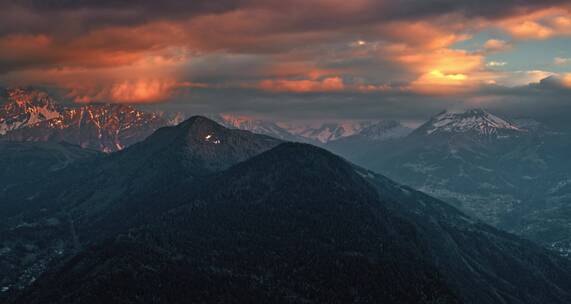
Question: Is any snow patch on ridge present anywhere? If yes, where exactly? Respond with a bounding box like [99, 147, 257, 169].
[420, 109, 524, 137]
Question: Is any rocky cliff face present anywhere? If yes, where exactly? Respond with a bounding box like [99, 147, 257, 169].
[1, 88, 169, 152]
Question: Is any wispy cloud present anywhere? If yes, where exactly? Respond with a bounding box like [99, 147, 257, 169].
[554, 57, 571, 65]
[483, 39, 512, 52]
[487, 61, 508, 67]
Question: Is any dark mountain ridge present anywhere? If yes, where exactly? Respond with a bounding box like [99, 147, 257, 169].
[0, 116, 282, 296]
[10, 142, 571, 304]
[9, 143, 462, 304]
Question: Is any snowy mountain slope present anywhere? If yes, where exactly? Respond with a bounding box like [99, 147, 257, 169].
[0, 88, 414, 149]
[342, 120, 412, 141]
[0, 88, 63, 135]
[212, 114, 305, 142]
[213, 114, 411, 144]
[412, 109, 525, 138]
[0, 88, 170, 152]
[286, 121, 377, 143]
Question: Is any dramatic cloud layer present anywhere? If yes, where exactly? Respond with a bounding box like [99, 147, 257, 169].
[0, 0, 570, 122]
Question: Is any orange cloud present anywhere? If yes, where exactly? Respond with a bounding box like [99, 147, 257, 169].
[394, 48, 485, 93]
[2, 0, 571, 103]
[410, 70, 471, 95]
[378, 20, 473, 50]
[1, 48, 196, 103]
[0, 34, 51, 49]
[259, 77, 345, 93]
[498, 8, 571, 40]
[561, 74, 571, 88]
[68, 80, 209, 103]
[358, 84, 391, 92]
[483, 39, 512, 52]
[0, 21, 193, 74]
[79, 80, 177, 103]
[388, 46, 496, 94]
[263, 62, 342, 80]
[395, 48, 483, 74]
[506, 21, 553, 39]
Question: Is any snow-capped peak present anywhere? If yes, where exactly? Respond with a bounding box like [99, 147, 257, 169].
[218, 114, 266, 130]
[415, 108, 524, 138]
[214, 115, 411, 144]
[212, 114, 299, 141]
[285, 121, 378, 143]
[0, 88, 170, 152]
[358, 120, 412, 140]
[0, 88, 63, 135]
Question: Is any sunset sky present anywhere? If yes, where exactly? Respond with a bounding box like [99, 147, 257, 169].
[1, 0, 571, 124]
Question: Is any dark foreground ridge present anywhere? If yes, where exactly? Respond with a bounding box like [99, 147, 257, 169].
[0, 116, 283, 295]
[11, 142, 571, 304]
[12, 143, 460, 304]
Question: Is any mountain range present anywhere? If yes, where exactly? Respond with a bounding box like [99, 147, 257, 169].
[0, 88, 170, 152]
[1, 88, 412, 151]
[327, 108, 571, 257]
[3, 88, 571, 259]
[211, 114, 413, 145]
[3, 88, 571, 302]
[2, 116, 571, 303]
